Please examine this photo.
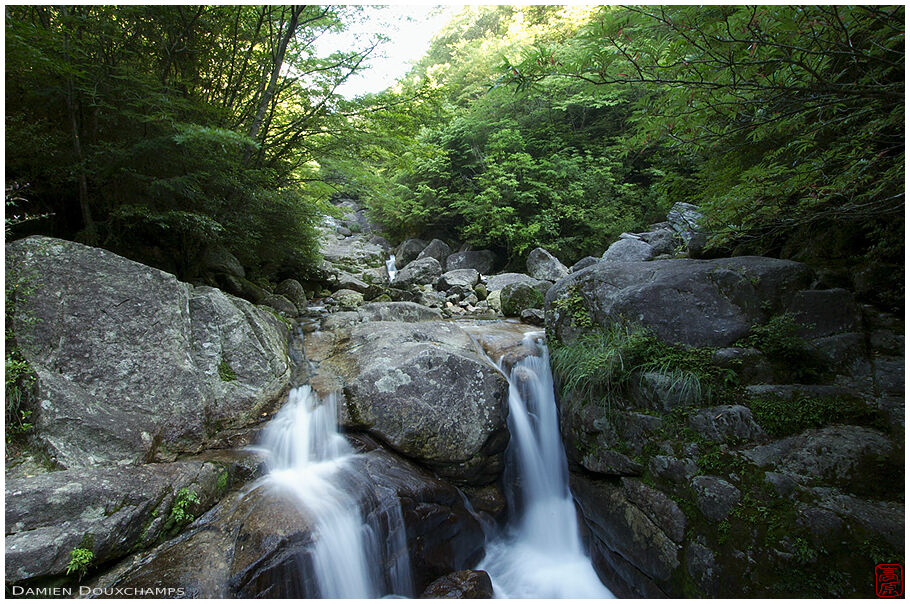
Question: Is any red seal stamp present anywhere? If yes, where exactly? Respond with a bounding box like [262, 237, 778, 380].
[876, 563, 904, 598]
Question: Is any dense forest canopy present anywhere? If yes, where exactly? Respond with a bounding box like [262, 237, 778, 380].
[5, 5, 905, 306]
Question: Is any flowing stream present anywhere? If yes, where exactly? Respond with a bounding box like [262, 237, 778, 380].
[479, 332, 613, 598]
[385, 254, 397, 282]
[259, 385, 412, 598]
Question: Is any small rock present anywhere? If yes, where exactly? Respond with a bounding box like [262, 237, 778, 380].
[421, 570, 493, 598]
[331, 289, 365, 310]
[437, 269, 480, 290]
[687, 405, 766, 443]
[262, 293, 298, 317]
[520, 308, 545, 326]
[648, 456, 698, 484]
[275, 279, 307, 311]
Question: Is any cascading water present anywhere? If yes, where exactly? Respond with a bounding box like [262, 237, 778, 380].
[480, 332, 613, 598]
[259, 384, 413, 598]
[385, 254, 398, 282]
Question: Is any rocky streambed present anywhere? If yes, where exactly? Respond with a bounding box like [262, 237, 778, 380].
[5, 198, 904, 598]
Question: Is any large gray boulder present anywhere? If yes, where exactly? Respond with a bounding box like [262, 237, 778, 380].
[437, 269, 480, 291]
[7, 237, 291, 468]
[198, 244, 245, 279]
[546, 256, 815, 347]
[275, 279, 307, 311]
[602, 238, 654, 263]
[6, 461, 229, 583]
[391, 257, 443, 288]
[500, 282, 544, 317]
[417, 239, 452, 265]
[667, 202, 703, 239]
[446, 250, 495, 274]
[309, 321, 510, 485]
[526, 247, 568, 281]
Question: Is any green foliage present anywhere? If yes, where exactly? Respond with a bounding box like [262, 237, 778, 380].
[169, 488, 200, 526]
[550, 321, 737, 407]
[216, 470, 229, 492]
[218, 360, 236, 382]
[552, 285, 594, 328]
[65, 547, 94, 578]
[749, 395, 880, 438]
[743, 314, 810, 362]
[5, 259, 39, 442]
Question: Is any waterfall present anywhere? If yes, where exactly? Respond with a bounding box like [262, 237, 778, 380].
[385, 254, 397, 282]
[259, 385, 413, 598]
[479, 332, 613, 598]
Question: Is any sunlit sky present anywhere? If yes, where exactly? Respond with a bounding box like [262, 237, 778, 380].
[314, 5, 464, 98]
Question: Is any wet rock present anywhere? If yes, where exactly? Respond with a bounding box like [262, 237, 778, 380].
[486, 290, 502, 313]
[421, 570, 493, 598]
[571, 475, 681, 583]
[602, 238, 654, 263]
[446, 250, 495, 274]
[520, 308, 545, 326]
[691, 476, 740, 521]
[417, 239, 452, 265]
[335, 271, 378, 297]
[527, 247, 568, 281]
[810, 488, 903, 549]
[685, 537, 720, 596]
[357, 302, 442, 323]
[392, 257, 443, 288]
[7, 237, 290, 468]
[687, 405, 766, 443]
[581, 450, 643, 476]
[630, 371, 701, 411]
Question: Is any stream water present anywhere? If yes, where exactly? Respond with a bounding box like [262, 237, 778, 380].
[385, 254, 397, 282]
[478, 332, 613, 598]
[259, 326, 609, 598]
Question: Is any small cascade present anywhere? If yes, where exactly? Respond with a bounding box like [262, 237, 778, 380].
[385, 254, 398, 282]
[480, 332, 613, 598]
[259, 385, 413, 598]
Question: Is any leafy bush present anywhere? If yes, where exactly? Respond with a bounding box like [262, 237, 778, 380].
[169, 488, 201, 526]
[742, 314, 825, 380]
[66, 547, 94, 578]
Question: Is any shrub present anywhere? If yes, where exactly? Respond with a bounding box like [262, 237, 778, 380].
[66, 547, 94, 578]
[169, 488, 201, 526]
[749, 395, 880, 438]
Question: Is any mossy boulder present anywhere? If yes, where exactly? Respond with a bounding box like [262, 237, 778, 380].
[500, 282, 544, 317]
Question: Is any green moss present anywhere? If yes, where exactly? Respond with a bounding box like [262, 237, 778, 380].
[749, 394, 881, 438]
[217, 360, 236, 382]
[553, 284, 594, 328]
[216, 469, 229, 492]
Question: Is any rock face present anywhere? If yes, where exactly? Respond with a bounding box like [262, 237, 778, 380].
[446, 250, 495, 274]
[549, 248, 905, 598]
[7, 236, 291, 468]
[6, 461, 229, 583]
[526, 247, 568, 281]
[546, 256, 815, 347]
[306, 320, 510, 485]
[88, 446, 485, 598]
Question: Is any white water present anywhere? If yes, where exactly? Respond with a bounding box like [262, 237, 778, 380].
[260, 385, 412, 598]
[480, 333, 613, 598]
[385, 254, 397, 282]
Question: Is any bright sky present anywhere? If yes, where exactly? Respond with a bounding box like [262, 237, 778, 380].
[314, 5, 463, 98]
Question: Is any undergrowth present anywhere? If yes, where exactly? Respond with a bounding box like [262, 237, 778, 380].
[750, 395, 881, 437]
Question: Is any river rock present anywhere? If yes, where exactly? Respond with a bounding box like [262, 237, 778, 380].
[6, 236, 290, 468]
[546, 256, 815, 347]
[417, 239, 452, 265]
[356, 302, 442, 323]
[421, 570, 493, 598]
[437, 269, 480, 290]
[520, 309, 545, 326]
[335, 271, 377, 297]
[446, 250, 495, 274]
[527, 247, 568, 281]
[318, 321, 509, 485]
[602, 238, 654, 262]
[330, 288, 364, 310]
[275, 279, 307, 310]
[687, 405, 766, 443]
[392, 257, 443, 288]
[396, 238, 429, 267]
[500, 282, 544, 317]
[261, 293, 298, 317]
[6, 461, 227, 583]
[484, 272, 539, 293]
